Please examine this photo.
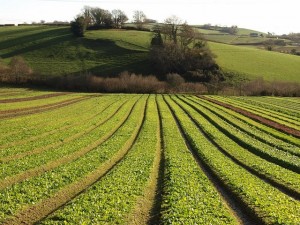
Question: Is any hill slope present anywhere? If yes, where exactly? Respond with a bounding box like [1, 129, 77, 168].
[0, 26, 152, 77]
[0, 26, 299, 83]
[209, 42, 300, 82]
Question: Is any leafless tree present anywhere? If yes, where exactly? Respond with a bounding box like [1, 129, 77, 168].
[133, 10, 147, 30]
[162, 15, 182, 43]
[112, 9, 128, 28]
[179, 23, 196, 50]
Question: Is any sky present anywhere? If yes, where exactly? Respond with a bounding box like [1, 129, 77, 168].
[0, 0, 299, 34]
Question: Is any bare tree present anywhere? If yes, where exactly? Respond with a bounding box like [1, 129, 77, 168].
[133, 10, 147, 30]
[90, 7, 112, 27]
[82, 6, 93, 26]
[112, 9, 128, 28]
[162, 15, 182, 43]
[179, 23, 196, 50]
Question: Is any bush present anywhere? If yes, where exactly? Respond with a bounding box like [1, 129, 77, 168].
[71, 16, 87, 37]
[0, 56, 33, 83]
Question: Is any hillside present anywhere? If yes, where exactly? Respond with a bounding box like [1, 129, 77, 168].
[0, 25, 299, 83]
[209, 42, 300, 82]
[0, 26, 152, 77]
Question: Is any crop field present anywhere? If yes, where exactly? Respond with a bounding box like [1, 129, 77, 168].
[0, 88, 300, 224]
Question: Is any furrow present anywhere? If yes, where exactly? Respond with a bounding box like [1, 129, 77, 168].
[0, 92, 70, 103]
[126, 95, 163, 225]
[199, 96, 300, 138]
[179, 96, 300, 174]
[2, 95, 148, 225]
[186, 96, 300, 157]
[146, 94, 166, 225]
[173, 96, 300, 200]
[163, 95, 255, 225]
[0, 96, 92, 119]
[0, 99, 127, 163]
[0, 95, 110, 144]
[164, 95, 300, 224]
[0, 97, 139, 190]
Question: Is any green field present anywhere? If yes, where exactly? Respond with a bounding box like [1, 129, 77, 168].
[0, 26, 152, 77]
[209, 42, 300, 82]
[0, 87, 299, 224]
[0, 25, 299, 83]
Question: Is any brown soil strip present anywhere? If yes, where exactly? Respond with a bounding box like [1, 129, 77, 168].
[0, 95, 106, 145]
[0, 98, 139, 190]
[0, 100, 127, 163]
[185, 96, 300, 157]
[199, 96, 300, 138]
[0, 92, 70, 103]
[164, 95, 259, 225]
[0, 96, 91, 119]
[127, 96, 163, 225]
[175, 96, 300, 200]
[2, 96, 148, 225]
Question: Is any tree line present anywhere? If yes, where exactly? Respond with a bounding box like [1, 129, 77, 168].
[71, 6, 152, 37]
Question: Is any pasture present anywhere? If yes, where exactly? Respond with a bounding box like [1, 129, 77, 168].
[209, 41, 300, 82]
[0, 88, 299, 224]
[0, 26, 151, 76]
[0, 26, 299, 83]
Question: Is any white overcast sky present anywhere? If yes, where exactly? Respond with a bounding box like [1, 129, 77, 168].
[0, 0, 299, 34]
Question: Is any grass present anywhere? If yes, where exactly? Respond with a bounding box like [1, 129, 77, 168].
[0, 25, 299, 83]
[209, 41, 300, 82]
[0, 26, 152, 77]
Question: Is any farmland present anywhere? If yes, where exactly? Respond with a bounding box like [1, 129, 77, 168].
[0, 87, 299, 224]
[0, 26, 151, 76]
[1, 26, 300, 83]
[209, 41, 300, 82]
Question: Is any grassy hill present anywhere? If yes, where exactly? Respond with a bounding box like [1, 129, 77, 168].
[0, 25, 299, 83]
[209, 42, 300, 82]
[0, 26, 152, 77]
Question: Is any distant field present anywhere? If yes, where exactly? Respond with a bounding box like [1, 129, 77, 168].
[0, 26, 152, 76]
[0, 26, 299, 83]
[209, 42, 300, 82]
[0, 87, 299, 224]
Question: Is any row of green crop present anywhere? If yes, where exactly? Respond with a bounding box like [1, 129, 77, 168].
[0, 96, 126, 159]
[165, 95, 300, 225]
[0, 95, 122, 149]
[0, 87, 38, 95]
[229, 96, 300, 123]
[0, 95, 118, 144]
[0, 93, 85, 111]
[242, 97, 300, 111]
[174, 96, 300, 197]
[178, 96, 300, 173]
[158, 95, 237, 224]
[0, 90, 58, 101]
[187, 96, 300, 157]
[39, 96, 155, 224]
[233, 97, 300, 117]
[196, 96, 300, 147]
[210, 96, 300, 129]
[0, 95, 147, 223]
[0, 96, 139, 180]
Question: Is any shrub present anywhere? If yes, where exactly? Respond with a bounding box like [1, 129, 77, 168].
[70, 16, 87, 37]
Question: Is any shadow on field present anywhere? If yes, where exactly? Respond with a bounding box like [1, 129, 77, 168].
[0, 26, 49, 37]
[0, 34, 72, 58]
[0, 27, 70, 53]
[74, 39, 152, 76]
